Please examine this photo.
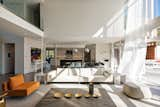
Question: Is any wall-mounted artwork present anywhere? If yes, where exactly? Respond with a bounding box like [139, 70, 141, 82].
[31, 48, 41, 62]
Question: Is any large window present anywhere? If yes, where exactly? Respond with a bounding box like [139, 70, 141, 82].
[145, 0, 160, 20]
[107, 10, 124, 38]
[46, 49, 55, 58]
[154, 0, 160, 18]
[126, 0, 144, 34]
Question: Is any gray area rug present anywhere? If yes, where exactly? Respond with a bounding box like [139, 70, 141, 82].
[36, 88, 116, 107]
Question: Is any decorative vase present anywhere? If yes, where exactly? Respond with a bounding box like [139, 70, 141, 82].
[89, 82, 94, 95]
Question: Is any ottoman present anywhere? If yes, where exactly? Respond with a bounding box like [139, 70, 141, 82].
[123, 82, 152, 99]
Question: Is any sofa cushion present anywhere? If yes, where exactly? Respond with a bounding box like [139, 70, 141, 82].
[94, 69, 104, 75]
[13, 82, 40, 96]
[89, 75, 113, 82]
[9, 74, 24, 90]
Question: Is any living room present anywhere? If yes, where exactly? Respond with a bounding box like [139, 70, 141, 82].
[0, 0, 160, 107]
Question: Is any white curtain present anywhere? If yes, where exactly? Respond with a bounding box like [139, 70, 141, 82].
[118, 36, 147, 82]
[107, 12, 125, 72]
[117, 0, 147, 82]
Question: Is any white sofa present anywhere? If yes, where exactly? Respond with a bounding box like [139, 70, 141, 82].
[46, 68, 113, 83]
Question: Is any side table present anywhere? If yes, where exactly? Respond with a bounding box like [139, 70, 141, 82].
[114, 73, 121, 85]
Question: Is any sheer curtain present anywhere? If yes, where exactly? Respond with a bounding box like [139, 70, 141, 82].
[117, 0, 147, 82]
[107, 9, 125, 72]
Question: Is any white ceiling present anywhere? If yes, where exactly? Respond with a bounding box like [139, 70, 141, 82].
[43, 0, 125, 44]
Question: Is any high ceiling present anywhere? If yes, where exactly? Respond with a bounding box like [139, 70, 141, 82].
[43, 0, 125, 44]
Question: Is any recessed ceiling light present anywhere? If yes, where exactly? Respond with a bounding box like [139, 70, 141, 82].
[74, 49, 78, 53]
[85, 48, 90, 53]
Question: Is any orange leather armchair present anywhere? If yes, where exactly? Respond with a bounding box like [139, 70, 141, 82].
[2, 74, 40, 96]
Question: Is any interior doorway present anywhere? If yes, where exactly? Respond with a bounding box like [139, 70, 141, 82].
[5, 43, 15, 74]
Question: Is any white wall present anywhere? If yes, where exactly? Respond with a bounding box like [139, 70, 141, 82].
[0, 33, 42, 74]
[0, 35, 44, 75]
[96, 43, 111, 67]
[0, 33, 24, 74]
[24, 37, 42, 74]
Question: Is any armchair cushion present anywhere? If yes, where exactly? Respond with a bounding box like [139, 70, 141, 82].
[9, 74, 24, 90]
[1, 74, 40, 97]
[13, 82, 40, 96]
[94, 69, 104, 75]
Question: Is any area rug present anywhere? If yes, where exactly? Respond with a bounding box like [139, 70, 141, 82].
[36, 88, 116, 107]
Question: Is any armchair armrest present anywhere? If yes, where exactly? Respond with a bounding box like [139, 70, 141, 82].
[2, 81, 9, 92]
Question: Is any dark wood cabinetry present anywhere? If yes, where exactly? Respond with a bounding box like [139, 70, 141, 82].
[146, 42, 156, 60]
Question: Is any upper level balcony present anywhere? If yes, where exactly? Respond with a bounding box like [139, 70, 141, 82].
[0, 0, 43, 30]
